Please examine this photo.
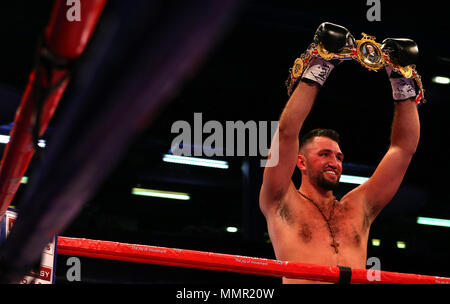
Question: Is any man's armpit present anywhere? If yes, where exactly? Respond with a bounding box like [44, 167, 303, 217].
[276, 202, 294, 225]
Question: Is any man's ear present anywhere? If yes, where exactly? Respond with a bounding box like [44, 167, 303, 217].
[297, 154, 307, 171]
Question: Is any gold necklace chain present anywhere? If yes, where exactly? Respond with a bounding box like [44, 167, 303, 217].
[298, 191, 339, 254]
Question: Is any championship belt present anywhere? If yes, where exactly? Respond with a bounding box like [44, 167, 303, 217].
[287, 30, 426, 105]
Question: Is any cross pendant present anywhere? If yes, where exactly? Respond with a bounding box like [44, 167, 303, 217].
[331, 239, 339, 254]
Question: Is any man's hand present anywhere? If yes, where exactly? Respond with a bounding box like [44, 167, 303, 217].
[287, 22, 353, 94]
[382, 38, 420, 101]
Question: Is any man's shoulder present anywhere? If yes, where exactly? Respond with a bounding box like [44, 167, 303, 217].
[340, 184, 366, 201]
[259, 182, 298, 216]
[339, 186, 369, 214]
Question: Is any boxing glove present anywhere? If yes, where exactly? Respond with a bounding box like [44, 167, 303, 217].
[287, 22, 354, 92]
[314, 22, 354, 53]
[301, 22, 354, 86]
[382, 38, 419, 101]
[381, 38, 419, 67]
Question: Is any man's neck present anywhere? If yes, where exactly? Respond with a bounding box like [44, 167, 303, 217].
[299, 181, 334, 203]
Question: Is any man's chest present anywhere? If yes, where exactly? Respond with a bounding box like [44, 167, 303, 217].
[277, 198, 370, 247]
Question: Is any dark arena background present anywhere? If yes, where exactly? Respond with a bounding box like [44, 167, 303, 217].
[0, 0, 449, 285]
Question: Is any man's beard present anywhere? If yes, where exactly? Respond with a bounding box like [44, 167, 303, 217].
[310, 171, 340, 191]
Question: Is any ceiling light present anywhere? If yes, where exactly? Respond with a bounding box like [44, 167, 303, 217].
[131, 187, 190, 200]
[162, 154, 229, 169]
[432, 76, 450, 84]
[0, 135, 9, 144]
[37, 139, 46, 148]
[340, 174, 369, 185]
[417, 217, 450, 228]
[0, 135, 46, 147]
[396, 241, 406, 249]
[226, 226, 238, 233]
[371, 239, 381, 247]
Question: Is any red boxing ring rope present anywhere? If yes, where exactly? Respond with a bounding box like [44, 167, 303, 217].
[57, 236, 450, 284]
[0, 0, 107, 219]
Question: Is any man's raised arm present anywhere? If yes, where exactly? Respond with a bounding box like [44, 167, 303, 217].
[359, 98, 420, 221]
[259, 22, 352, 214]
[259, 80, 319, 214]
[355, 38, 422, 221]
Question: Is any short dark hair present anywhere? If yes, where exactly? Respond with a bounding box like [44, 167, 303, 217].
[299, 128, 340, 153]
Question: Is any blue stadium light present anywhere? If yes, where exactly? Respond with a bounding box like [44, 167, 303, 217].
[340, 174, 369, 185]
[432, 76, 450, 85]
[163, 154, 229, 169]
[417, 217, 450, 228]
[0, 135, 46, 147]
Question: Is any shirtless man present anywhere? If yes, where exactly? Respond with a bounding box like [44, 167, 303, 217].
[259, 23, 421, 284]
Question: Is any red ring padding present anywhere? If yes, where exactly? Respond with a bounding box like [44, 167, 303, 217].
[57, 237, 450, 284]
